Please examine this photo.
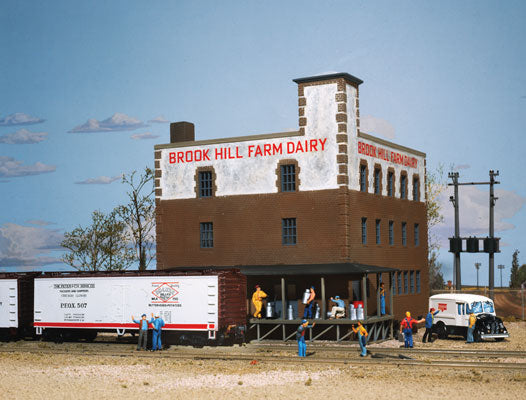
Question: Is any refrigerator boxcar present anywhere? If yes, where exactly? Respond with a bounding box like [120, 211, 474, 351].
[33, 269, 246, 345]
[0, 273, 36, 340]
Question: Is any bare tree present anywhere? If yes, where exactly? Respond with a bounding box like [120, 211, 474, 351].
[116, 167, 155, 270]
[426, 164, 447, 289]
[61, 210, 134, 271]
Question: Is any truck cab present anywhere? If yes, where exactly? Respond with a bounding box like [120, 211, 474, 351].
[429, 293, 509, 341]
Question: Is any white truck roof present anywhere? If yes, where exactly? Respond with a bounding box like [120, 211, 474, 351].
[430, 293, 492, 303]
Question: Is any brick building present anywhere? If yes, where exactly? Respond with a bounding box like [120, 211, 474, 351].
[154, 73, 429, 324]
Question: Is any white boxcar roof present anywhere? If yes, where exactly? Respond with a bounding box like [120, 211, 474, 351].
[430, 293, 492, 303]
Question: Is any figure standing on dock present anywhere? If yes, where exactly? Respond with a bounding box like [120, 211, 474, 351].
[252, 285, 267, 318]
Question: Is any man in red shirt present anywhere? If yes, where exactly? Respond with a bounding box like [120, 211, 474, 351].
[400, 311, 425, 348]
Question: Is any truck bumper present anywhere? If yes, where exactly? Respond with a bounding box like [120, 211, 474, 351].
[480, 332, 509, 339]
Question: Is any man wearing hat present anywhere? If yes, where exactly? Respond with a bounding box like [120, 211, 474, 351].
[131, 313, 153, 351]
[423, 307, 440, 343]
[329, 295, 345, 319]
[399, 311, 425, 348]
[296, 319, 315, 357]
[151, 312, 165, 351]
[251, 285, 267, 318]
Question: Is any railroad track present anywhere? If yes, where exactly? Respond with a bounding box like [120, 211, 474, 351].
[0, 347, 525, 370]
[249, 344, 526, 358]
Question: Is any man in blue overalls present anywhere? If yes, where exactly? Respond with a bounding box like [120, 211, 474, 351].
[151, 313, 165, 351]
[296, 319, 315, 357]
[400, 311, 425, 348]
[379, 282, 386, 316]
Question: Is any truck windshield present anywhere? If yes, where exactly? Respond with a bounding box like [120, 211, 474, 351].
[470, 302, 483, 313]
[483, 301, 494, 313]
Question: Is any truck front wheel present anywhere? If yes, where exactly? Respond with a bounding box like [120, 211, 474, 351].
[436, 322, 448, 339]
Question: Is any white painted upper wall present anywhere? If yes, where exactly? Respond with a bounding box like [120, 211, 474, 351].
[159, 83, 340, 199]
[158, 78, 426, 202]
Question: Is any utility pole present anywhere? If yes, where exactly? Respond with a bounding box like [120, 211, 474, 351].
[475, 262, 481, 289]
[497, 264, 505, 288]
[448, 172, 461, 290]
[489, 170, 499, 299]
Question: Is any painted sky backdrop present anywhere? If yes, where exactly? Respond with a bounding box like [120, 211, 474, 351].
[1, 1, 525, 285]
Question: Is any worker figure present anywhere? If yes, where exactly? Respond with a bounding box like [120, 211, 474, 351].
[150, 313, 165, 351]
[352, 321, 369, 357]
[296, 319, 315, 357]
[379, 282, 386, 315]
[251, 285, 267, 318]
[400, 311, 425, 348]
[131, 313, 153, 351]
[466, 312, 477, 343]
[423, 308, 440, 343]
[329, 295, 345, 319]
[303, 286, 316, 319]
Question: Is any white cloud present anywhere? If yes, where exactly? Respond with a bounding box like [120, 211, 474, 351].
[75, 175, 122, 185]
[454, 164, 470, 170]
[148, 115, 169, 124]
[431, 186, 526, 248]
[0, 156, 56, 178]
[360, 115, 396, 139]
[0, 223, 63, 268]
[0, 112, 45, 126]
[0, 128, 48, 144]
[130, 132, 160, 140]
[26, 220, 55, 226]
[68, 113, 146, 133]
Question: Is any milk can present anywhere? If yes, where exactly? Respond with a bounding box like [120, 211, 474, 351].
[301, 289, 311, 304]
[349, 304, 357, 320]
[287, 304, 294, 320]
[356, 305, 364, 320]
[314, 303, 321, 319]
[266, 302, 274, 318]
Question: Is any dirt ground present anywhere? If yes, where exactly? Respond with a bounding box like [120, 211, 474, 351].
[0, 322, 524, 400]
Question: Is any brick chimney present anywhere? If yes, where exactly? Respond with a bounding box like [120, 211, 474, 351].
[170, 121, 195, 143]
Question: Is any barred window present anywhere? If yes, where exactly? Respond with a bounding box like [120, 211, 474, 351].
[402, 222, 407, 246]
[199, 171, 213, 198]
[360, 164, 367, 192]
[400, 174, 407, 199]
[282, 218, 297, 245]
[280, 164, 296, 192]
[413, 177, 420, 201]
[416, 271, 421, 293]
[388, 220, 394, 246]
[200, 222, 213, 248]
[361, 217, 367, 244]
[403, 271, 408, 294]
[410, 271, 415, 294]
[397, 272, 402, 295]
[387, 172, 394, 197]
[414, 223, 420, 246]
[392, 272, 397, 296]
[375, 219, 381, 245]
[374, 168, 381, 194]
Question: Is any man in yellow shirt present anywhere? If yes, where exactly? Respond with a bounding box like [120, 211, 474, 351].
[352, 321, 368, 357]
[252, 285, 267, 318]
[466, 312, 477, 343]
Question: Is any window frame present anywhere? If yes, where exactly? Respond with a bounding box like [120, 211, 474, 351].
[375, 219, 381, 245]
[276, 159, 300, 193]
[374, 166, 382, 195]
[402, 222, 407, 246]
[410, 270, 415, 294]
[282, 218, 297, 245]
[361, 217, 367, 245]
[359, 163, 367, 192]
[413, 175, 420, 201]
[280, 164, 296, 192]
[199, 222, 214, 248]
[403, 271, 408, 294]
[387, 170, 394, 197]
[416, 270, 421, 293]
[388, 220, 394, 246]
[414, 223, 419, 246]
[397, 272, 402, 295]
[400, 172, 407, 199]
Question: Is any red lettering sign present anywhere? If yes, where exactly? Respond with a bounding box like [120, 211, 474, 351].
[438, 303, 447, 311]
[168, 138, 328, 164]
[357, 141, 418, 168]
